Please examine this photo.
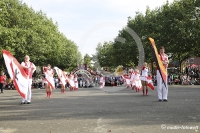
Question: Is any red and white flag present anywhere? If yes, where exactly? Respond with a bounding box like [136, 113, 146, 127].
[147, 76, 154, 90]
[65, 74, 75, 88]
[2, 50, 28, 99]
[54, 67, 66, 87]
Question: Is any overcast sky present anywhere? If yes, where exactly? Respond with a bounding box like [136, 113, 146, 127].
[23, 0, 175, 57]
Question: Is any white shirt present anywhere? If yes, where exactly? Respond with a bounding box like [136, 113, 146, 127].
[141, 67, 148, 77]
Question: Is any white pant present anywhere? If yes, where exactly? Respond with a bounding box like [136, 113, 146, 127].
[22, 79, 32, 102]
[156, 70, 168, 100]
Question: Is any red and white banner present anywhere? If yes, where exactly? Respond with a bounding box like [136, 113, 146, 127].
[66, 74, 75, 88]
[66, 77, 75, 88]
[54, 67, 66, 87]
[147, 76, 154, 90]
[2, 50, 28, 99]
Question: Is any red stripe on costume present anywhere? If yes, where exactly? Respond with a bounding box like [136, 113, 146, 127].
[142, 66, 145, 70]
[43, 67, 47, 72]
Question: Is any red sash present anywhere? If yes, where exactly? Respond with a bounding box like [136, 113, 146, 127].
[160, 54, 167, 69]
[24, 62, 33, 79]
[156, 54, 167, 70]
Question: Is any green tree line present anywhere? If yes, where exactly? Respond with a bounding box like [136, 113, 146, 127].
[0, 0, 82, 71]
[93, 0, 200, 71]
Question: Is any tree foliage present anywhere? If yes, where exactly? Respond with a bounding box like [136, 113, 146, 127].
[83, 54, 92, 69]
[93, 0, 200, 71]
[0, 0, 81, 71]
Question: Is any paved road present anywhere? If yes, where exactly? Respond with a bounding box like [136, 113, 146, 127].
[0, 85, 199, 133]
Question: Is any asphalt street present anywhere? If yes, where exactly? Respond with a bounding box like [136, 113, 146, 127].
[0, 85, 199, 133]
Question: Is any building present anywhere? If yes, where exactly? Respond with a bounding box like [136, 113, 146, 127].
[182, 57, 200, 67]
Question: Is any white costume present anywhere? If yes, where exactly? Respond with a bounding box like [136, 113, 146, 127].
[74, 77, 79, 90]
[21, 61, 36, 103]
[156, 53, 168, 100]
[99, 76, 105, 89]
[44, 68, 55, 88]
[125, 78, 130, 86]
[134, 72, 142, 90]
[130, 72, 135, 87]
[140, 67, 148, 81]
[122, 75, 130, 88]
[69, 74, 75, 87]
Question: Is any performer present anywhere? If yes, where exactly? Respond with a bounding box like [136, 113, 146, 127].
[134, 68, 142, 92]
[140, 62, 149, 95]
[129, 69, 135, 90]
[54, 67, 66, 93]
[64, 72, 70, 89]
[99, 74, 105, 89]
[60, 79, 66, 93]
[156, 46, 169, 102]
[59, 72, 66, 93]
[69, 72, 75, 91]
[74, 75, 79, 90]
[43, 64, 54, 98]
[125, 74, 131, 88]
[0, 71, 6, 93]
[21, 55, 36, 104]
[102, 76, 105, 88]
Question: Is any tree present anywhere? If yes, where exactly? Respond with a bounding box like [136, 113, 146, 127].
[83, 54, 92, 69]
[0, 0, 80, 71]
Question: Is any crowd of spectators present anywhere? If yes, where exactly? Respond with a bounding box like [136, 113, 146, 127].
[152, 66, 200, 86]
[3, 65, 200, 90]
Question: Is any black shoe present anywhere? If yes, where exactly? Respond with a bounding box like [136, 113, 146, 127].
[27, 102, 31, 104]
[163, 99, 168, 102]
[158, 99, 162, 102]
[21, 102, 25, 104]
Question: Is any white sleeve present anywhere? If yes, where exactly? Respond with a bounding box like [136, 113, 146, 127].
[32, 63, 36, 69]
[144, 68, 148, 72]
[21, 62, 25, 66]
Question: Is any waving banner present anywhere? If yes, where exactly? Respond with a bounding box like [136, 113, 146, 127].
[65, 75, 75, 88]
[148, 37, 167, 88]
[2, 50, 28, 99]
[147, 76, 154, 90]
[114, 65, 124, 76]
[54, 67, 66, 87]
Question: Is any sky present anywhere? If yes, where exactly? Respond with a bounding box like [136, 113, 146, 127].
[23, 0, 175, 57]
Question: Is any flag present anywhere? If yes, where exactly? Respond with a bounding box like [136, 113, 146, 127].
[114, 65, 124, 76]
[2, 50, 28, 99]
[148, 37, 167, 88]
[147, 76, 154, 90]
[54, 67, 66, 87]
[65, 75, 75, 88]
